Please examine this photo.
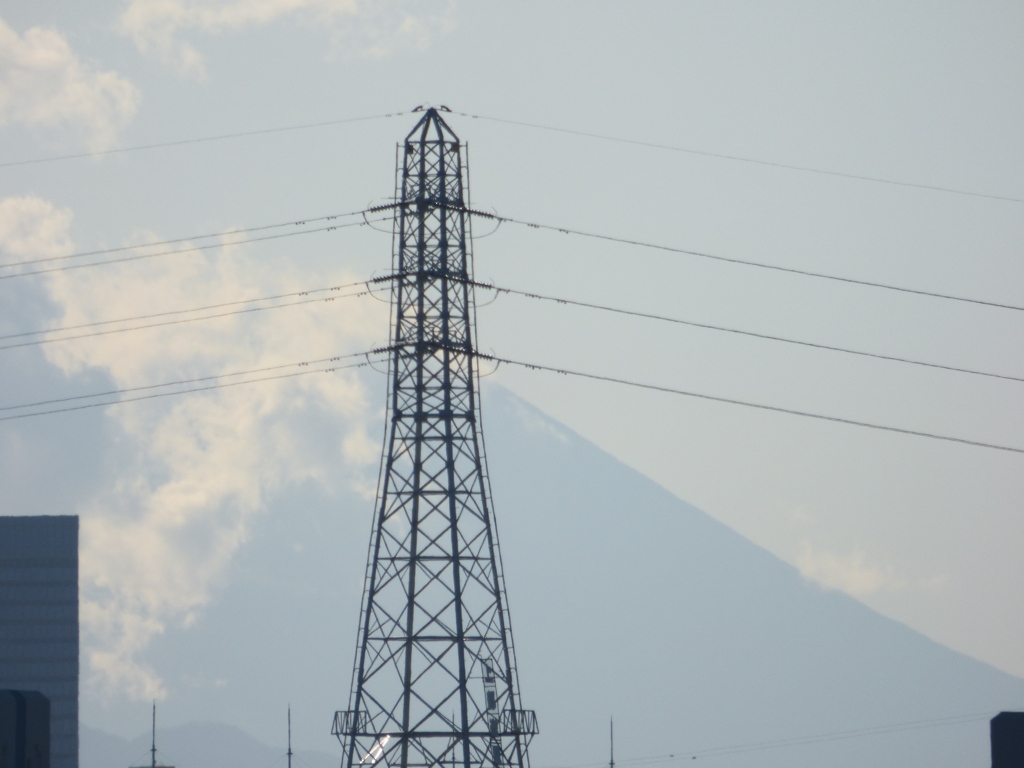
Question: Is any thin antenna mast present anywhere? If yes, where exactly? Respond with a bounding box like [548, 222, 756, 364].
[287, 707, 293, 768]
[128, 702, 173, 768]
[609, 718, 614, 768]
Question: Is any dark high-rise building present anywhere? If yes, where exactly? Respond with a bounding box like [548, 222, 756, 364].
[992, 712, 1024, 768]
[0, 517, 78, 768]
[0, 689, 51, 768]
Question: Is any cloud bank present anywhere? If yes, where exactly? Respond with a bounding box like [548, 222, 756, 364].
[0, 17, 139, 151]
[1, 196, 387, 700]
[0, 196, 74, 263]
[796, 540, 946, 598]
[118, 0, 456, 74]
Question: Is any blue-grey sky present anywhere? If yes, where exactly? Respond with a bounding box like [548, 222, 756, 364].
[0, 0, 1022, 734]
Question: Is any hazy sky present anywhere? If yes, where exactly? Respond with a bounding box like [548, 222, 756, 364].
[1, 0, 1022, 729]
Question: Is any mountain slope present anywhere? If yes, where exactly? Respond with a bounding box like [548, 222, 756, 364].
[483, 389, 1024, 767]
[81, 385, 1024, 768]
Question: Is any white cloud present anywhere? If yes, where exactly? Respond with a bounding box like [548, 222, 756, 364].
[52, 237, 387, 700]
[0, 17, 139, 151]
[797, 543, 888, 596]
[796, 541, 947, 598]
[117, 0, 456, 74]
[0, 196, 74, 263]
[1, 196, 388, 699]
[507, 396, 570, 445]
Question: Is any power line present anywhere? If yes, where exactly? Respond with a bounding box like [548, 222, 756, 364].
[8, 342, 1024, 454]
[0, 216, 390, 281]
[10, 271, 1019, 389]
[9, 188, 1015, 319]
[10, 106, 1015, 207]
[0, 278, 376, 343]
[0, 350, 382, 421]
[0, 209, 370, 270]
[0, 286, 373, 352]
[0, 351, 365, 412]
[0, 361, 371, 422]
[482, 282, 1024, 384]
[0, 112, 407, 169]
[481, 353, 1024, 455]
[456, 111, 1024, 205]
[474, 209, 1024, 313]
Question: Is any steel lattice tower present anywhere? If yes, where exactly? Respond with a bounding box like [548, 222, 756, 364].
[333, 108, 537, 768]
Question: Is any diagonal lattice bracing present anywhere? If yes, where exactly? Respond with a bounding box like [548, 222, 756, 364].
[335, 109, 536, 768]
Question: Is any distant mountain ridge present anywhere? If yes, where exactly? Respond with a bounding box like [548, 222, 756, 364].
[81, 385, 1024, 768]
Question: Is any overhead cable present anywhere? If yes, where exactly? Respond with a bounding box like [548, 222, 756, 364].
[0, 216, 390, 281]
[0, 279, 375, 343]
[14, 270, 1018, 387]
[0, 112, 407, 169]
[7, 343, 1024, 454]
[0, 350, 383, 421]
[0, 209, 370, 270]
[0, 361, 370, 422]
[472, 209, 1024, 313]
[456, 111, 1023, 205]
[481, 282, 1024, 384]
[480, 353, 1024, 455]
[0, 286, 373, 352]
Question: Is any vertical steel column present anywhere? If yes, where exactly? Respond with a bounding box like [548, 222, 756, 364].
[334, 108, 537, 768]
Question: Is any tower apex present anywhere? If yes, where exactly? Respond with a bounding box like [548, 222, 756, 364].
[405, 105, 460, 144]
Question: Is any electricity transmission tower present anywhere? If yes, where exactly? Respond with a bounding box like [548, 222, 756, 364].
[333, 107, 537, 768]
